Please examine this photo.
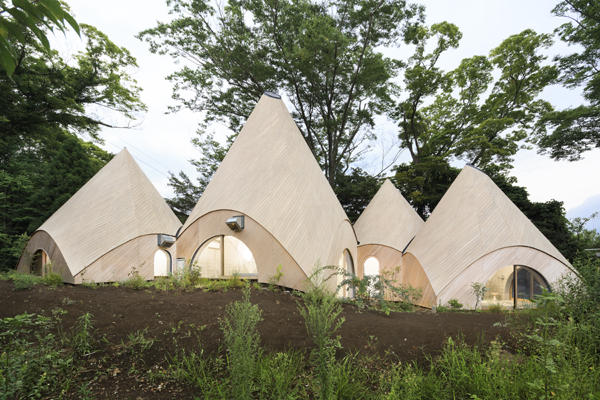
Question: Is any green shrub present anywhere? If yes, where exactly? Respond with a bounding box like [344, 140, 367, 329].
[0, 313, 73, 399]
[220, 288, 263, 399]
[487, 303, 503, 313]
[267, 264, 285, 291]
[71, 312, 95, 357]
[172, 259, 202, 288]
[12, 272, 41, 290]
[448, 299, 463, 310]
[337, 265, 422, 315]
[298, 264, 345, 400]
[124, 263, 147, 290]
[227, 271, 246, 289]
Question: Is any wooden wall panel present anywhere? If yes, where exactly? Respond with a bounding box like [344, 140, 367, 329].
[357, 245, 436, 308]
[16, 230, 74, 283]
[35, 149, 181, 278]
[405, 165, 572, 296]
[401, 252, 437, 308]
[436, 246, 573, 309]
[179, 95, 355, 279]
[72, 235, 163, 284]
[177, 210, 309, 291]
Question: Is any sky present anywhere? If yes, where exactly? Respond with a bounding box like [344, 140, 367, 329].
[53, 0, 600, 230]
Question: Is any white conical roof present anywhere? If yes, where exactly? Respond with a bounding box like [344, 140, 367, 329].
[38, 148, 182, 276]
[354, 179, 423, 251]
[404, 165, 571, 295]
[182, 93, 353, 275]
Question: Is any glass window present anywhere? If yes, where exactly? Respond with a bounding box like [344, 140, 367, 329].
[483, 265, 550, 309]
[223, 236, 257, 276]
[193, 236, 257, 278]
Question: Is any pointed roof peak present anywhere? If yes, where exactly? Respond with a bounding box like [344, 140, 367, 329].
[38, 150, 181, 277]
[181, 93, 351, 276]
[354, 179, 423, 251]
[405, 164, 571, 295]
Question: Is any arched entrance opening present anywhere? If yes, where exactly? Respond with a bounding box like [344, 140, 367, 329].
[338, 249, 355, 298]
[154, 250, 172, 277]
[363, 256, 380, 276]
[31, 249, 50, 276]
[483, 265, 551, 309]
[192, 235, 257, 278]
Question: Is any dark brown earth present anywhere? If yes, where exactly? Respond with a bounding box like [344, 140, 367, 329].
[0, 281, 513, 399]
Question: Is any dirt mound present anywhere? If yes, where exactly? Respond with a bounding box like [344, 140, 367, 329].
[0, 282, 511, 398]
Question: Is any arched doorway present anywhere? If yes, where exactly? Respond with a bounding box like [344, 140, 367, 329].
[31, 249, 50, 276]
[338, 249, 355, 297]
[192, 235, 257, 278]
[483, 265, 551, 309]
[363, 256, 380, 276]
[154, 250, 172, 277]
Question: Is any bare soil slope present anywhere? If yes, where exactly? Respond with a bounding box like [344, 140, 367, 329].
[0, 282, 511, 398]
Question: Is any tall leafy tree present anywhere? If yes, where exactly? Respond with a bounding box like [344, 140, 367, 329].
[393, 25, 557, 215]
[0, 0, 79, 77]
[139, 0, 424, 189]
[535, 0, 600, 160]
[0, 20, 145, 271]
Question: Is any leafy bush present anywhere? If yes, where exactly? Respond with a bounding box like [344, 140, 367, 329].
[124, 263, 147, 290]
[172, 259, 202, 288]
[71, 312, 95, 357]
[12, 272, 42, 290]
[487, 303, 503, 313]
[220, 288, 263, 399]
[41, 263, 64, 286]
[227, 271, 246, 289]
[0, 313, 73, 399]
[336, 266, 422, 314]
[448, 299, 463, 310]
[267, 264, 285, 291]
[298, 264, 345, 400]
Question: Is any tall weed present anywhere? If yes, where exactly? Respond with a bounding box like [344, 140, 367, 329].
[220, 288, 263, 399]
[298, 264, 345, 400]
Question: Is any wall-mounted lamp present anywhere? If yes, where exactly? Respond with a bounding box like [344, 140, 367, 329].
[158, 234, 176, 248]
[226, 215, 245, 231]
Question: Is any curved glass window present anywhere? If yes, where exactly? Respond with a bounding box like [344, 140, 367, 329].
[194, 235, 257, 278]
[363, 257, 380, 276]
[483, 265, 550, 309]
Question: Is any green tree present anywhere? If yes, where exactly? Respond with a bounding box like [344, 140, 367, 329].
[332, 168, 381, 223]
[27, 135, 99, 231]
[0, 20, 145, 271]
[138, 0, 424, 187]
[0, 0, 79, 77]
[535, 0, 600, 160]
[393, 25, 557, 213]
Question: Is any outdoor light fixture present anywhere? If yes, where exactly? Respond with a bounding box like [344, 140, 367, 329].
[157, 234, 176, 248]
[226, 215, 245, 231]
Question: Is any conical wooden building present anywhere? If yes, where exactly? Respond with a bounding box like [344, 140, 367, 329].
[17, 149, 182, 283]
[403, 165, 573, 308]
[353, 179, 434, 305]
[176, 93, 357, 291]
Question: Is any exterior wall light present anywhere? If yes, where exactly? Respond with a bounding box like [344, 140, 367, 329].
[157, 234, 176, 248]
[226, 215, 245, 231]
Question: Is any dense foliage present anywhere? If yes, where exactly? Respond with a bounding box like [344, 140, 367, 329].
[536, 0, 600, 160]
[0, 19, 145, 271]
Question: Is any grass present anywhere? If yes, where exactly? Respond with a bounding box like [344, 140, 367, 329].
[2, 255, 600, 398]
